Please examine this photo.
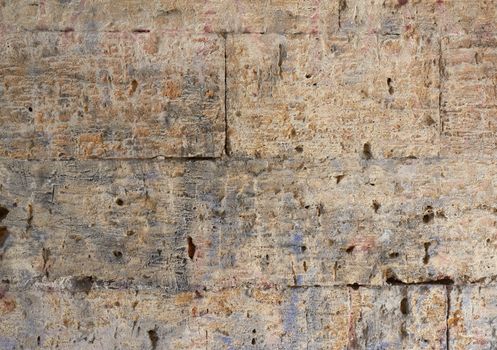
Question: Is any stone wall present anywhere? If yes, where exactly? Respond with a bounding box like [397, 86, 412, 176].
[0, 1, 496, 349]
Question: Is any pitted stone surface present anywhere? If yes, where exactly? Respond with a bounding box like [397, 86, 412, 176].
[0, 32, 225, 159]
[0, 0, 496, 349]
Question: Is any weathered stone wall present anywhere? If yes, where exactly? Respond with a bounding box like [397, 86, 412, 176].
[0, 0, 495, 349]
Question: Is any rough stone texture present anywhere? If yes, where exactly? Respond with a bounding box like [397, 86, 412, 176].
[0, 286, 446, 349]
[226, 32, 439, 159]
[0, 0, 496, 349]
[0, 32, 225, 159]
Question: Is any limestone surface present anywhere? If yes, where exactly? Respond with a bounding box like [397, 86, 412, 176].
[0, 0, 496, 349]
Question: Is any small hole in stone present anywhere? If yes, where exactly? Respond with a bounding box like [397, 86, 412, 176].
[129, 79, 138, 95]
[372, 200, 381, 213]
[28, 107, 33, 112]
[362, 143, 373, 160]
[115, 198, 124, 206]
[400, 297, 409, 315]
[348, 283, 360, 290]
[187, 236, 196, 260]
[0, 206, 9, 221]
[387, 78, 394, 95]
[148, 329, 159, 350]
[423, 242, 431, 264]
[295, 146, 303, 153]
[423, 206, 434, 223]
[126, 230, 135, 236]
[423, 214, 433, 223]
[389, 252, 399, 258]
[113, 250, 123, 259]
[252, 329, 256, 334]
[305, 73, 312, 79]
[251, 338, 256, 345]
[346, 245, 355, 254]
[301, 245, 307, 252]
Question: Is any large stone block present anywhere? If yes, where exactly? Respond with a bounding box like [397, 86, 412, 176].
[449, 286, 497, 350]
[441, 33, 497, 159]
[0, 285, 446, 349]
[339, 0, 440, 36]
[0, 0, 338, 34]
[227, 33, 440, 159]
[0, 32, 225, 159]
[2, 158, 497, 290]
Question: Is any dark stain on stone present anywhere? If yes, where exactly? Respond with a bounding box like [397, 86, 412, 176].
[372, 200, 381, 213]
[423, 242, 431, 264]
[0, 206, 9, 222]
[70, 276, 94, 293]
[400, 297, 409, 315]
[335, 174, 345, 184]
[0, 227, 9, 249]
[348, 283, 360, 290]
[187, 236, 196, 260]
[422, 206, 434, 223]
[362, 143, 373, 160]
[387, 78, 394, 94]
[42, 247, 51, 278]
[148, 329, 159, 350]
[277, 43, 287, 78]
[129, 79, 138, 96]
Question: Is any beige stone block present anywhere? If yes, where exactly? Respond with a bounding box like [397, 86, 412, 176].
[449, 286, 497, 350]
[227, 33, 440, 159]
[2, 158, 497, 289]
[441, 33, 497, 158]
[339, 0, 440, 36]
[0, 32, 225, 159]
[0, 0, 338, 34]
[0, 285, 446, 349]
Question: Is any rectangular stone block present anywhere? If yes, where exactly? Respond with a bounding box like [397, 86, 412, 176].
[0, 160, 226, 290]
[339, 0, 497, 39]
[439, 0, 497, 36]
[339, 0, 440, 36]
[227, 33, 440, 159]
[217, 158, 497, 287]
[348, 285, 447, 349]
[441, 33, 497, 159]
[2, 158, 497, 290]
[449, 286, 497, 350]
[0, 285, 446, 350]
[0, 0, 338, 34]
[0, 31, 225, 159]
